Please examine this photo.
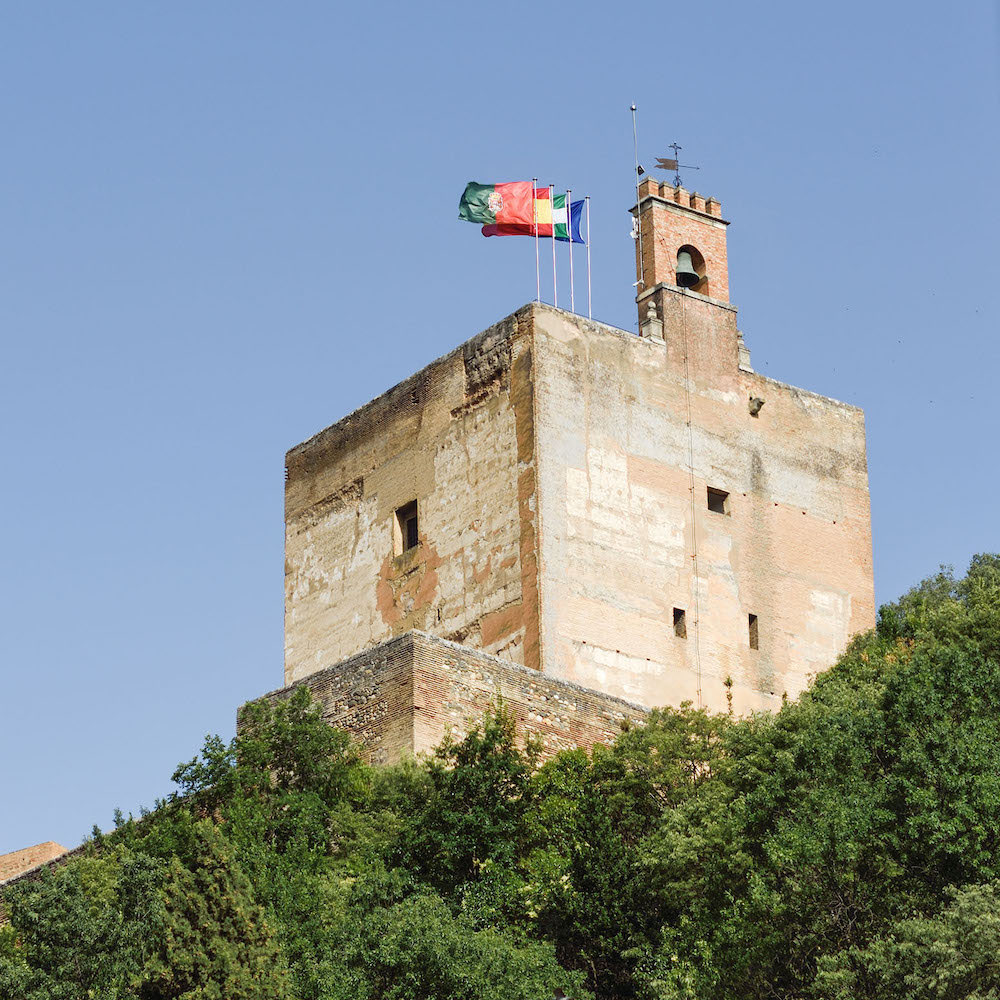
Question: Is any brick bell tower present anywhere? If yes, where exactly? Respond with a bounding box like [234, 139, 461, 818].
[632, 177, 740, 373]
[635, 179, 729, 303]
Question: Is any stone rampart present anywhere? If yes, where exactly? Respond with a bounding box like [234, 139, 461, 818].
[249, 630, 647, 764]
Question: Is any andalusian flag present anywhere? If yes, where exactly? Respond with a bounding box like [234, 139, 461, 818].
[553, 196, 586, 243]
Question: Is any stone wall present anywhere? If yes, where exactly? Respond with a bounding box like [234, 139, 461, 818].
[254, 631, 647, 765]
[530, 302, 874, 714]
[284, 309, 542, 685]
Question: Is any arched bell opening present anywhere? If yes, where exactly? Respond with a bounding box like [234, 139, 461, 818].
[676, 245, 708, 294]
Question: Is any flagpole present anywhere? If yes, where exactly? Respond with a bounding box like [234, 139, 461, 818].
[631, 104, 645, 294]
[567, 188, 575, 314]
[532, 177, 539, 302]
[586, 196, 592, 319]
[549, 184, 557, 308]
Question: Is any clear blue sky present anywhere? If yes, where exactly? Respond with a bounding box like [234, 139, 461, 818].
[1, 2, 997, 854]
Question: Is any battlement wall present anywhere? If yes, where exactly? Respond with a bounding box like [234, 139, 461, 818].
[252, 630, 647, 765]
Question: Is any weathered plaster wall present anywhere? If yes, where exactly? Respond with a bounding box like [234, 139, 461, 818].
[530, 300, 875, 714]
[283, 309, 542, 685]
[258, 631, 646, 765]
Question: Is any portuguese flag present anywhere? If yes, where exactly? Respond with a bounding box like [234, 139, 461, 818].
[458, 181, 535, 227]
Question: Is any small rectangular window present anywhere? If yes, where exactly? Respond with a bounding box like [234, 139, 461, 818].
[748, 613, 759, 650]
[394, 501, 419, 555]
[673, 607, 687, 639]
[707, 487, 729, 515]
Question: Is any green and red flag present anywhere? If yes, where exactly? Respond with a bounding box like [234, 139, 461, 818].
[458, 181, 535, 227]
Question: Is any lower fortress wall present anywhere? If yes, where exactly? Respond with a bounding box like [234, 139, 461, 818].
[249, 631, 648, 764]
[0, 841, 69, 886]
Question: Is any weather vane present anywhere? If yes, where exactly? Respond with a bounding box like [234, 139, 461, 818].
[655, 143, 700, 189]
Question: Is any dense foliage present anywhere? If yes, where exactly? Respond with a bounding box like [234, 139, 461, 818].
[2, 554, 999, 999]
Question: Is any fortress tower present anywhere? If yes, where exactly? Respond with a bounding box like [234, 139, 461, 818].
[263, 183, 875, 762]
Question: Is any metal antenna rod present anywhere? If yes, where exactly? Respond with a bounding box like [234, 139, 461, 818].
[567, 187, 575, 313]
[631, 104, 644, 291]
[585, 196, 592, 319]
[549, 183, 557, 308]
[532, 177, 540, 302]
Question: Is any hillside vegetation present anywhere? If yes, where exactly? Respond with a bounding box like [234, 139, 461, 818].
[2, 555, 999, 1000]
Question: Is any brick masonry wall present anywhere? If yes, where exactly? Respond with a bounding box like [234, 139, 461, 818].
[633, 179, 731, 302]
[0, 841, 68, 885]
[251, 631, 647, 764]
[261, 634, 419, 765]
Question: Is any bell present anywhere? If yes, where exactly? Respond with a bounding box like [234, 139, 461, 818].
[675, 250, 701, 287]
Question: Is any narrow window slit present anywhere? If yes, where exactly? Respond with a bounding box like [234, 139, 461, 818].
[673, 607, 687, 639]
[748, 613, 759, 650]
[394, 500, 419, 555]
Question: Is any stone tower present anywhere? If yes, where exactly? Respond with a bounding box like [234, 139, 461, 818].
[266, 183, 875, 761]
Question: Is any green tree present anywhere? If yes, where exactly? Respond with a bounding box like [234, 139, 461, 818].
[321, 865, 590, 1000]
[5, 555, 998, 1000]
[0, 850, 164, 1000]
[639, 553, 1000, 1000]
[815, 882, 1000, 999]
[520, 705, 730, 999]
[393, 706, 535, 894]
[140, 821, 292, 999]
